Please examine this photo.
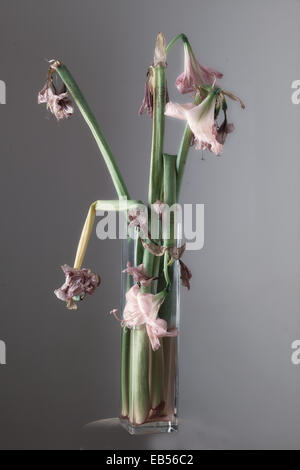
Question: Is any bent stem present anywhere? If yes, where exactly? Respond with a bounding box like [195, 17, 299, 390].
[166, 33, 189, 54]
[55, 64, 130, 199]
[73, 200, 142, 270]
[73, 202, 97, 269]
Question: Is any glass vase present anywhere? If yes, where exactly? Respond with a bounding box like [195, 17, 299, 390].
[119, 235, 180, 435]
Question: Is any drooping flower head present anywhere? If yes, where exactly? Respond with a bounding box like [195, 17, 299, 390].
[175, 42, 223, 95]
[38, 61, 74, 120]
[122, 285, 177, 351]
[165, 89, 223, 155]
[38, 82, 74, 120]
[54, 264, 101, 310]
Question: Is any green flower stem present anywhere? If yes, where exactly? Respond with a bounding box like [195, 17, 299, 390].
[129, 325, 150, 425]
[163, 154, 177, 248]
[149, 252, 165, 411]
[121, 326, 130, 417]
[150, 343, 165, 411]
[128, 62, 167, 425]
[150, 154, 177, 412]
[166, 33, 189, 54]
[160, 154, 177, 326]
[176, 93, 202, 201]
[95, 200, 142, 212]
[148, 66, 166, 205]
[55, 64, 130, 199]
[143, 64, 167, 416]
[161, 154, 178, 416]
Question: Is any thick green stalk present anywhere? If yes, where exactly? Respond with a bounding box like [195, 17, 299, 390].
[121, 326, 130, 417]
[150, 155, 177, 412]
[55, 64, 130, 199]
[163, 154, 177, 247]
[129, 326, 150, 425]
[162, 154, 178, 417]
[129, 63, 167, 424]
[148, 66, 166, 205]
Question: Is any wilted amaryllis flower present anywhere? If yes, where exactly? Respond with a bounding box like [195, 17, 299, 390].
[38, 82, 74, 121]
[176, 43, 223, 95]
[54, 264, 101, 310]
[122, 285, 177, 351]
[123, 262, 157, 287]
[165, 91, 223, 155]
[128, 206, 149, 238]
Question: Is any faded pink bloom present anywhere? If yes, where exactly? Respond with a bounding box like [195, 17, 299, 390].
[128, 207, 149, 237]
[38, 82, 74, 120]
[123, 262, 157, 287]
[123, 285, 177, 351]
[165, 92, 223, 155]
[176, 43, 223, 95]
[216, 115, 234, 145]
[54, 264, 101, 310]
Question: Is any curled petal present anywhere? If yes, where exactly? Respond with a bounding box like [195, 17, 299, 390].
[165, 101, 195, 120]
[216, 116, 234, 145]
[139, 69, 154, 117]
[141, 239, 167, 257]
[38, 82, 74, 120]
[165, 94, 223, 156]
[168, 243, 186, 260]
[175, 44, 223, 95]
[54, 264, 101, 309]
[179, 260, 192, 290]
[123, 262, 157, 286]
[128, 207, 149, 237]
[67, 299, 78, 310]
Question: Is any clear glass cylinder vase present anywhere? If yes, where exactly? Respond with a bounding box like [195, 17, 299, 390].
[119, 235, 180, 435]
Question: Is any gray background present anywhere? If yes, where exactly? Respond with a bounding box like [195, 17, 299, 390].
[0, 0, 300, 450]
